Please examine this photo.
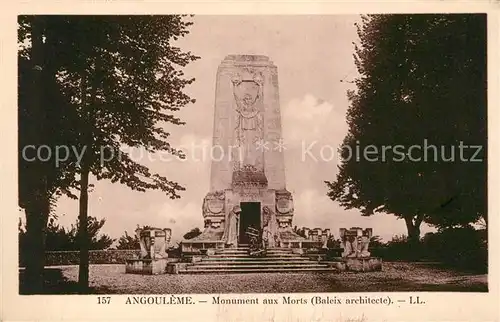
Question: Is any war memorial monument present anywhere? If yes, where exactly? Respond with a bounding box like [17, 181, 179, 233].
[127, 54, 381, 274]
[182, 54, 308, 252]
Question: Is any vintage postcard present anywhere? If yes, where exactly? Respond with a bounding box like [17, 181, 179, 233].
[1, 1, 499, 321]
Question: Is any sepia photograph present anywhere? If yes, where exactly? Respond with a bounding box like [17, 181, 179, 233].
[16, 13, 488, 298]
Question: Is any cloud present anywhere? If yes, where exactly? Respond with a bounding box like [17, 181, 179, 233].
[281, 94, 348, 161]
[284, 94, 334, 120]
[281, 94, 346, 198]
[282, 94, 338, 143]
[147, 200, 203, 243]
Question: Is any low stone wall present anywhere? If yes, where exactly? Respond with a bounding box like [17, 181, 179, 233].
[19, 250, 141, 267]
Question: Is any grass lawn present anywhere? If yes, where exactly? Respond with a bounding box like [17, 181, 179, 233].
[19, 262, 487, 294]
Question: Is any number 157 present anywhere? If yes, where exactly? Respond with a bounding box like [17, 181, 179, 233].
[97, 296, 111, 304]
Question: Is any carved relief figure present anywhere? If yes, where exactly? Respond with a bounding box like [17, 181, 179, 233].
[321, 234, 328, 249]
[340, 228, 358, 258]
[262, 206, 280, 248]
[231, 70, 264, 171]
[222, 205, 241, 247]
[340, 227, 372, 258]
[345, 235, 358, 258]
[135, 225, 149, 258]
[357, 231, 371, 258]
[156, 228, 172, 259]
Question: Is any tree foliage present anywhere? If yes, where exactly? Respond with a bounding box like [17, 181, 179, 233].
[116, 231, 140, 250]
[19, 216, 114, 252]
[18, 15, 199, 291]
[326, 14, 487, 244]
[421, 227, 487, 270]
[369, 235, 384, 248]
[22, 15, 199, 196]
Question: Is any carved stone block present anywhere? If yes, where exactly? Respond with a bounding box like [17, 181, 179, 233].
[135, 226, 171, 260]
[340, 227, 373, 258]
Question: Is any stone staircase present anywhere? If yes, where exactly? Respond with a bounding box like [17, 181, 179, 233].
[178, 245, 336, 274]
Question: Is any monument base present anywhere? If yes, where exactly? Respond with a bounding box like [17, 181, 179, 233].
[181, 228, 225, 254]
[125, 258, 168, 275]
[181, 227, 317, 255]
[325, 257, 383, 272]
[166, 262, 189, 274]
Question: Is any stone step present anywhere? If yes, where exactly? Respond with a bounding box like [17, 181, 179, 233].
[210, 253, 301, 257]
[215, 250, 250, 254]
[197, 260, 317, 265]
[265, 248, 295, 251]
[207, 256, 306, 260]
[178, 267, 337, 274]
[185, 264, 329, 270]
[215, 247, 295, 252]
[201, 257, 311, 262]
[213, 252, 298, 257]
[211, 248, 296, 254]
[266, 251, 296, 255]
[213, 253, 250, 256]
[267, 248, 297, 251]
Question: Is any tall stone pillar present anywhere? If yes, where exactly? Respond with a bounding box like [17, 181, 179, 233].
[182, 55, 304, 252]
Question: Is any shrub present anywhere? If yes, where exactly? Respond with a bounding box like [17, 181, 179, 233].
[422, 227, 487, 272]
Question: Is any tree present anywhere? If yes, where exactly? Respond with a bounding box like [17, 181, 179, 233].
[19, 16, 199, 291]
[116, 231, 140, 250]
[421, 227, 487, 270]
[183, 228, 202, 240]
[116, 226, 163, 250]
[51, 216, 114, 251]
[20, 216, 114, 255]
[326, 15, 487, 252]
[61, 16, 198, 290]
[18, 16, 80, 293]
[44, 217, 76, 251]
[369, 235, 384, 248]
[79, 216, 115, 250]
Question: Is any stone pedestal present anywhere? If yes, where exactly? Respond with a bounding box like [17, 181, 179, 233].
[324, 257, 382, 272]
[125, 258, 168, 275]
[166, 262, 189, 274]
[303, 228, 331, 248]
[343, 257, 382, 272]
[328, 227, 382, 272]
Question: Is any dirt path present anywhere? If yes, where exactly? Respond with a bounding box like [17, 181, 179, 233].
[23, 262, 486, 294]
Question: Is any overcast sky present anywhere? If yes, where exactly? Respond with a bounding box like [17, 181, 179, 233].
[45, 15, 434, 244]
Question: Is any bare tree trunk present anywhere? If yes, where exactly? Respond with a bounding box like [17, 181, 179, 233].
[24, 202, 49, 293]
[77, 61, 98, 292]
[23, 15, 49, 294]
[77, 65, 91, 291]
[404, 214, 423, 260]
[78, 165, 90, 292]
